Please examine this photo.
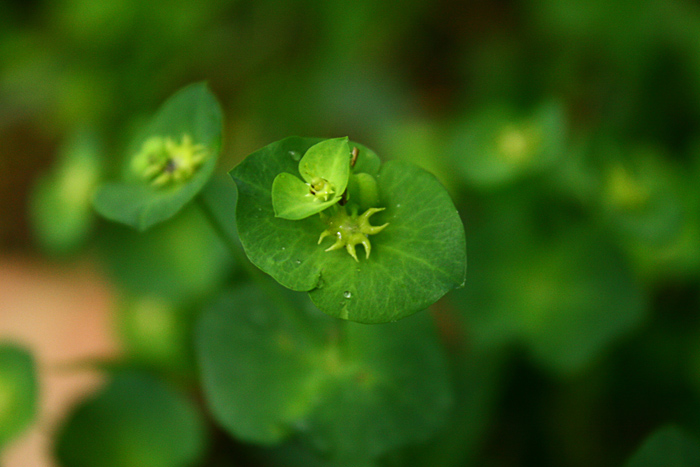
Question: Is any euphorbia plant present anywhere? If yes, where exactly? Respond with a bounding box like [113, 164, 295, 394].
[48, 83, 467, 467]
[231, 135, 466, 323]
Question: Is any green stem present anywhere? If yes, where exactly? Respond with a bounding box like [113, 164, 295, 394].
[195, 194, 320, 341]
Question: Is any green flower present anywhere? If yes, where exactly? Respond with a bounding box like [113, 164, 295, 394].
[318, 206, 389, 262]
[271, 137, 351, 220]
[131, 134, 208, 188]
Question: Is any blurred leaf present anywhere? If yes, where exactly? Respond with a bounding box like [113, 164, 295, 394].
[599, 146, 683, 246]
[385, 348, 504, 467]
[453, 196, 647, 375]
[198, 174, 240, 243]
[0, 344, 37, 451]
[99, 203, 232, 303]
[117, 296, 195, 377]
[595, 145, 700, 280]
[29, 130, 102, 255]
[55, 372, 206, 467]
[196, 285, 326, 445]
[625, 425, 700, 467]
[196, 285, 453, 462]
[450, 101, 566, 190]
[94, 82, 223, 231]
[230, 136, 466, 323]
[378, 118, 458, 196]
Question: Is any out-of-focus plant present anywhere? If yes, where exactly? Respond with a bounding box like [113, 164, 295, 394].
[8, 0, 700, 465]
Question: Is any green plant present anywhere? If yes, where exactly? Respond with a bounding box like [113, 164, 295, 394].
[18, 83, 467, 467]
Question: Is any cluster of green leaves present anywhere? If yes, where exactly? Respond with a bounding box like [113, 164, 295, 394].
[19, 83, 468, 467]
[9, 0, 700, 465]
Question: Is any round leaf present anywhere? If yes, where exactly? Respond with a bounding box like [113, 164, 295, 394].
[300, 312, 454, 463]
[55, 372, 206, 467]
[0, 344, 37, 451]
[93, 82, 223, 231]
[230, 137, 466, 323]
[196, 286, 325, 444]
[196, 285, 452, 462]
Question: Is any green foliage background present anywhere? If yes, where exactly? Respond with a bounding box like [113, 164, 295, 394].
[3, 0, 700, 465]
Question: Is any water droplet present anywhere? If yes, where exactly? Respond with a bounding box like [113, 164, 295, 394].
[281, 247, 286, 251]
[396, 204, 402, 208]
[289, 150, 301, 161]
[295, 259, 301, 264]
[343, 291, 352, 299]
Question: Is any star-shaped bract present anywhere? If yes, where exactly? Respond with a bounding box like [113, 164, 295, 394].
[318, 206, 388, 262]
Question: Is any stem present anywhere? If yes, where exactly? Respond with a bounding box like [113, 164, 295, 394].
[195, 194, 320, 341]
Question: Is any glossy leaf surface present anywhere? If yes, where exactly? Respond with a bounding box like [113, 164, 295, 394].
[230, 137, 466, 323]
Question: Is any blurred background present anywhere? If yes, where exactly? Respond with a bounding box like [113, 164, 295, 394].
[2, 0, 700, 465]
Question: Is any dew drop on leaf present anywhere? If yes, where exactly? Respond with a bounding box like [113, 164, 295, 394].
[343, 291, 352, 299]
[288, 150, 301, 161]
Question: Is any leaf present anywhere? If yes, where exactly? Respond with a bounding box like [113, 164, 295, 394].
[196, 285, 453, 462]
[450, 101, 565, 189]
[272, 172, 339, 220]
[451, 196, 647, 375]
[196, 285, 325, 445]
[272, 137, 351, 220]
[55, 372, 206, 467]
[300, 312, 453, 463]
[230, 137, 466, 323]
[117, 296, 195, 377]
[298, 137, 351, 188]
[0, 343, 37, 451]
[93, 82, 223, 231]
[625, 425, 700, 467]
[98, 203, 233, 303]
[29, 130, 102, 255]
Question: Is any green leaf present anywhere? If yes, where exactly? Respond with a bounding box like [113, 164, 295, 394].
[450, 101, 565, 189]
[98, 203, 232, 303]
[300, 312, 453, 463]
[298, 137, 350, 188]
[625, 426, 700, 467]
[452, 197, 647, 375]
[0, 344, 37, 451]
[272, 137, 351, 220]
[93, 82, 223, 231]
[117, 296, 195, 377]
[55, 372, 206, 467]
[271, 172, 339, 220]
[196, 285, 325, 445]
[196, 285, 453, 462]
[230, 137, 466, 323]
[29, 130, 102, 255]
